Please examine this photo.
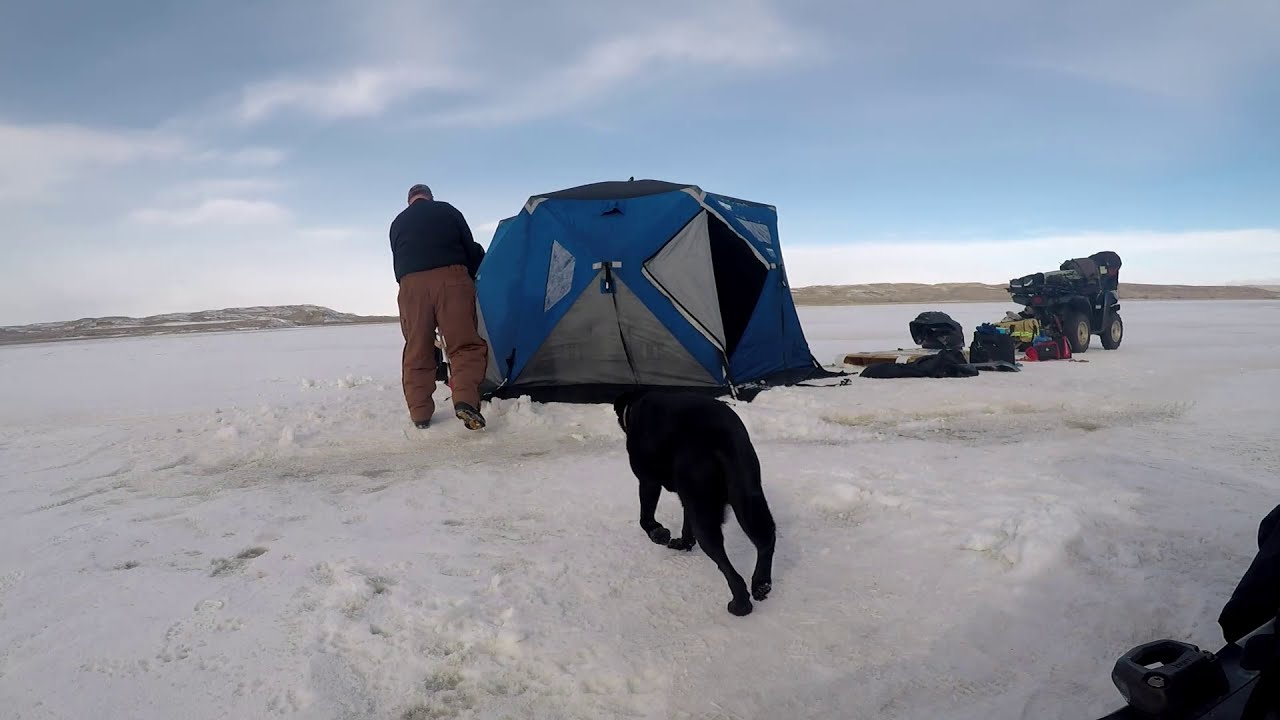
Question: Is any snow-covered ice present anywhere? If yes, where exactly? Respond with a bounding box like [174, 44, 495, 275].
[1, 300, 1277, 719]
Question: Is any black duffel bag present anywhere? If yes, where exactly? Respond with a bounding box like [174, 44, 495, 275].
[909, 311, 964, 349]
[969, 324, 1017, 364]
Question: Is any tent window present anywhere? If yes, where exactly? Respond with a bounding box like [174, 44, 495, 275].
[707, 214, 768, 357]
[738, 218, 778, 262]
[544, 240, 575, 311]
[738, 219, 773, 246]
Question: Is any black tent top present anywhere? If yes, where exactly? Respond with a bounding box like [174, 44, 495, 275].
[531, 179, 698, 201]
[527, 178, 775, 210]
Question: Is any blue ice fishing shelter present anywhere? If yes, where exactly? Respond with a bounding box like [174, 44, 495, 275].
[474, 179, 825, 402]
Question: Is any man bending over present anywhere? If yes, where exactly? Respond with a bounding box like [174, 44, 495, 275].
[389, 183, 488, 430]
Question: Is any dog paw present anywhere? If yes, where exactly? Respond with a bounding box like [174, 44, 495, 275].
[727, 598, 753, 617]
[751, 581, 772, 601]
[667, 537, 696, 551]
[647, 526, 671, 545]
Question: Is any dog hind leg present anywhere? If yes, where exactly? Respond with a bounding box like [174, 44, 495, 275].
[735, 493, 776, 601]
[691, 505, 752, 616]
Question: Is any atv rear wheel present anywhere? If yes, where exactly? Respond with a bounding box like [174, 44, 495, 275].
[1066, 312, 1091, 353]
[1101, 313, 1123, 349]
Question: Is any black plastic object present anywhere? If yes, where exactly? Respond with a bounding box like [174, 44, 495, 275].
[909, 311, 964, 349]
[1111, 640, 1227, 717]
[1098, 620, 1275, 720]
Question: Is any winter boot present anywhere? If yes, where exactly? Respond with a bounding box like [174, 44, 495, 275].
[454, 402, 486, 430]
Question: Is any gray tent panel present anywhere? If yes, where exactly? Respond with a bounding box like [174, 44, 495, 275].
[475, 301, 505, 388]
[643, 211, 726, 351]
[614, 275, 719, 386]
[516, 268, 634, 386]
[513, 270, 717, 388]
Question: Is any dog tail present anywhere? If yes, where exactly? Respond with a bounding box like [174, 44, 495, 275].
[719, 449, 774, 533]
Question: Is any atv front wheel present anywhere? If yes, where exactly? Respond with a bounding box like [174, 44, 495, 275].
[1066, 312, 1091, 353]
[1101, 313, 1123, 349]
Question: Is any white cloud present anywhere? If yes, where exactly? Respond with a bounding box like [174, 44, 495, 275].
[781, 229, 1280, 287]
[187, 146, 285, 167]
[1010, 2, 1280, 102]
[473, 219, 503, 244]
[0, 120, 289, 209]
[0, 121, 186, 203]
[236, 65, 466, 123]
[427, 3, 817, 127]
[229, 0, 816, 127]
[222, 147, 286, 167]
[297, 227, 359, 242]
[0, 233, 395, 325]
[234, 0, 468, 124]
[128, 198, 293, 227]
[156, 177, 285, 202]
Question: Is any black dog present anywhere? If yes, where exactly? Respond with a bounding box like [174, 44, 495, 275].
[614, 389, 776, 616]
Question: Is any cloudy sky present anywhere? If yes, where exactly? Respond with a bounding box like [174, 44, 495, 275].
[1, 0, 1278, 324]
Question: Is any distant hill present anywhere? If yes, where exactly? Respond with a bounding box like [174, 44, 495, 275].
[790, 282, 1280, 306]
[0, 305, 398, 346]
[5, 282, 1278, 348]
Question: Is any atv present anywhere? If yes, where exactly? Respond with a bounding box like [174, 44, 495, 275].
[1006, 250, 1124, 353]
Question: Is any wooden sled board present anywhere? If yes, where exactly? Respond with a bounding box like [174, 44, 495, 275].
[839, 348, 969, 367]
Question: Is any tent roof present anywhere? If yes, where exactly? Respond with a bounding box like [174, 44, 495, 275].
[530, 179, 696, 201]
[527, 178, 774, 209]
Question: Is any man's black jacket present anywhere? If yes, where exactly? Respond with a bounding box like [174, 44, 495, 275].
[390, 199, 486, 282]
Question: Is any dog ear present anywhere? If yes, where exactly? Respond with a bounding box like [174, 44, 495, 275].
[613, 388, 645, 433]
[613, 389, 636, 418]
